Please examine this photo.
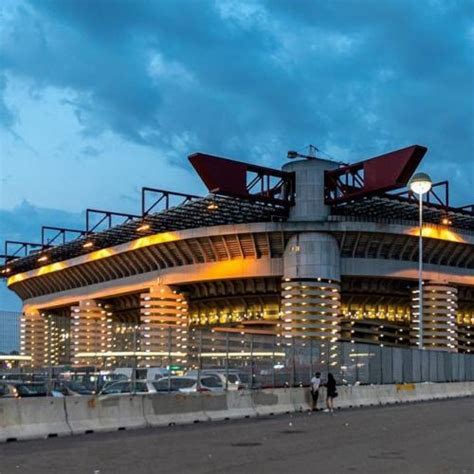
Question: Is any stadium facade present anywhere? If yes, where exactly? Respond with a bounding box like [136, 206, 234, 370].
[1, 145, 473, 368]
[0, 310, 20, 354]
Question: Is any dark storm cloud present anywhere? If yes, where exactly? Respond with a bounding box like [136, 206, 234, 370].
[0, 200, 83, 245]
[0, 0, 473, 200]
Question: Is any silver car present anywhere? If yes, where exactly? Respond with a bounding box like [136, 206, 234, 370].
[186, 370, 250, 390]
[153, 375, 224, 393]
[99, 380, 157, 396]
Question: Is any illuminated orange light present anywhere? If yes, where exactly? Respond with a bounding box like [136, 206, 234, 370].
[137, 224, 151, 232]
[83, 241, 94, 249]
[207, 202, 219, 210]
[406, 226, 464, 243]
[37, 256, 48, 263]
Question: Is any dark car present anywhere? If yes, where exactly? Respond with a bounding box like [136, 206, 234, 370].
[53, 380, 95, 396]
[0, 381, 48, 398]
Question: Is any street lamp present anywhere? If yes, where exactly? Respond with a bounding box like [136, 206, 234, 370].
[408, 172, 432, 349]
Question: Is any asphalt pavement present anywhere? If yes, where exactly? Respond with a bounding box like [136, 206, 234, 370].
[1, 398, 473, 474]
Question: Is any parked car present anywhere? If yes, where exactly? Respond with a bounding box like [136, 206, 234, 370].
[98, 380, 157, 396]
[68, 372, 128, 393]
[0, 372, 46, 383]
[153, 375, 224, 393]
[113, 367, 170, 381]
[0, 381, 48, 398]
[0, 381, 19, 398]
[52, 380, 95, 396]
[186, 369, 250, 390]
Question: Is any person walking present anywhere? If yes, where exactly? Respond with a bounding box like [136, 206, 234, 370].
[310, 372, 322, 411]
[324, 373, 337, 413]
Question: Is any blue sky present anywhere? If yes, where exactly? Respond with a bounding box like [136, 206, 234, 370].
[0, 0, 473, 310]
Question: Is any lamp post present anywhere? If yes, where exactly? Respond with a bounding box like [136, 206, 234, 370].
[408, 172, 432, 349]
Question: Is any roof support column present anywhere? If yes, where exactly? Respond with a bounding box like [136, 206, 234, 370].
[282, 157, 338, 221]
[282, 232, 342, 372]
[282, 233, 341, 338]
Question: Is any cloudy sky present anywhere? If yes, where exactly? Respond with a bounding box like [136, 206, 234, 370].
[0, 0, 473, 310]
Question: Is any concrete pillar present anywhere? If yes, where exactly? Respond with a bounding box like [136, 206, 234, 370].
[20, 310, 46, 368]
[140, 284, 189, 366]
[282, 232, 341, 340]
[71, 300, 108, 366]
[282, 157, 339, 221]
[410, 281, 458, 352]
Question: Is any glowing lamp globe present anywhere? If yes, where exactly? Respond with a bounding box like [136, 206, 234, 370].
[409, 172, 432, 195]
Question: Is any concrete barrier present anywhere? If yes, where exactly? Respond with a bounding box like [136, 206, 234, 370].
[444, 382, 469, 398]
[375, 385, 399, 405]
[201, 393, 229, 421]
[336, 385, 375, 408]
[292, 387, 312, 411]
[332, 385, 354, 408]
[0, 398, 71, 442]
[66, 395, 146, 434]
[223, 391, 256, 419]
[340, 385, 381, 408]
[394, 384, 419, 403]
[252, 388, 294, 416]
[143, 393, 208, 426]
[1, 382, 473, 442]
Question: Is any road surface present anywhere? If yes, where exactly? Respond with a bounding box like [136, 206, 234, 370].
[1, 398, 473, 473]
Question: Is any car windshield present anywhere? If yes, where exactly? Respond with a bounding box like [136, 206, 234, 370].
[174, 378, 195, 389]
[103, 382, 130, 394]
[237, 373, 250, 384]
[136, 369, 148, 380]
[153, 378, 196, 391]
[201, 376, 222, 388]
[16, 383, 47, 396]
[153, 380, 169, 391]
[67, 381, 93, 394]
[135, 382, 148, 392]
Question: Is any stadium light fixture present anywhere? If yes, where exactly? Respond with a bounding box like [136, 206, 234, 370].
[408, 172, 432, 195]
[408, 172, 432, 349]
[137, 224, 151, 232]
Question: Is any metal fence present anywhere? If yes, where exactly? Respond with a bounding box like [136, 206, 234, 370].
[196, 335, 474, 388]
[2, 332, 473, 394]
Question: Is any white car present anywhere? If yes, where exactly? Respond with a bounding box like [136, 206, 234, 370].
[99, 380, 157, 396]
[153, 375, 224, 393]
[186, 370, 250, 390]
[113, 367, 169, 381]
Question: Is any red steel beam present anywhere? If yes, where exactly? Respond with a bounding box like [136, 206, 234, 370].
[325, 144, 428, 204]
[189, 152, 294, 204]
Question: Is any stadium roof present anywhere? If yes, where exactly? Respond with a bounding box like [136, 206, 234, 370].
[1, 194, 288, 276]
[1, 146, 472, 277]
[331, 194, 474, 231]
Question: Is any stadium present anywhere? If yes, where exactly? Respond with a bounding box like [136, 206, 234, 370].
[1, 145, 473, 369]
